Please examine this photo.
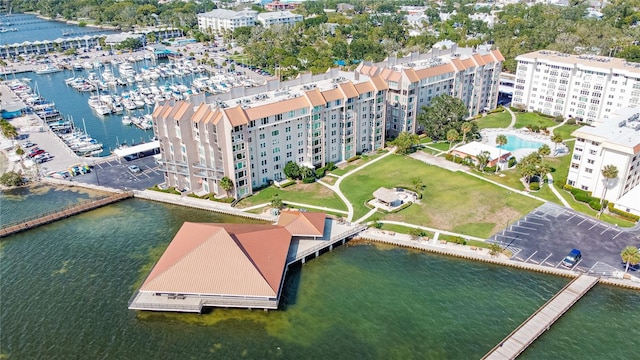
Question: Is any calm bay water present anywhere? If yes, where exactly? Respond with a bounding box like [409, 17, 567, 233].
[0, 13, 117, 45]
[1, 187, 638, 359]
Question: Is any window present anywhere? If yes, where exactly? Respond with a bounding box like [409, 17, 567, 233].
[589, 150, 597, 155]
[585, 168, 593, 174]
[272, 130, 279, 136]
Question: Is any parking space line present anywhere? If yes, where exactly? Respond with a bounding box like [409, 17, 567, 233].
[513, 224, 537, 231]
[528, 259, 540, 264]
[545, 261, 555, 266]
[522, 220, 545, 226]
[515, 256, 525, 261]
[578, 218, 589, 225]
[612, 231, 623, 239]
[494, 234, 521, 241]
[525, 251, 538, 263]
[566, 214, 577, 221]
[600, 228, 609, 235]
[505, 229, 529, 236]
[541, 253, 553, 265]
[589, 222, 600, 230]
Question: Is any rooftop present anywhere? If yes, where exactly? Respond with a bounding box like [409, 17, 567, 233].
[572, 107, 640, 153]
[516, 50, 640, 74]
[453, 141, 512, 161]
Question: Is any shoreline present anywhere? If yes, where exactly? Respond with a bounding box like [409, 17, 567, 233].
[5, 179, 639, 290]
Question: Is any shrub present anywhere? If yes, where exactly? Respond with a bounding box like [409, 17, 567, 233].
[347, 155, 361, 162]
[485, 165, 497, 173]
[302, 176, 316, 184]
[563, 184, 574, 191]
[529, 182, 540, 191]
[445, 154, 454, 161]
[0, 171, 24, 187]
[508, 157, 517, 168]
[566, 118, 577, 125]
[589, 200, 602, 211]
[315, 168, 326, 178]
[280, 180, 295, 188]
[607, 203, 640, 222]
[449, 236, 467, 245]
[453, 156, 463, 164]
[553, 115, 564, 122]
[325, 162, 337, 171]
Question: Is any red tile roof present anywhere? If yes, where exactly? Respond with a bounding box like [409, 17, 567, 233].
[277, 211, 325, 237]
[140, 223, 292, 297]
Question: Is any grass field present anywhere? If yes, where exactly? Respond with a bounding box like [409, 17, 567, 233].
[474, 111, 512, 129]
[330, 153, 383, 176]
[426, 142, 451, 151]
[514, 113, 558, 129]
[236, 182, 347, 211]
[339, 155, 542, 238]
[552, 124, 581, 140]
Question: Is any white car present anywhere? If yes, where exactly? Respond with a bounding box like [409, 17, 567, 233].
[127, 165, 142, 174]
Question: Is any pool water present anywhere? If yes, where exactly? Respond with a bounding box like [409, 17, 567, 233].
[499, 134, 544, 152]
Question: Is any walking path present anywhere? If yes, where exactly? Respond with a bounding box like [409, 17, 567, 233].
[282, 200, 348, 214]
[505, 106, 517, 128]
[377, 220, 487, 242]
[546, 173, 571, 207]
[319, 148, 397, 222]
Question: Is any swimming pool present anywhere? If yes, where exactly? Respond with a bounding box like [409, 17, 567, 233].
[498, 134, 545, 152]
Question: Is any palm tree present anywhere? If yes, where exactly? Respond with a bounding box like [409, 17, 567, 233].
[600, 164, 618, 210]
[495, 134, 507, 173]
[461, 122, 472, 143]
[621, 246, 640, 274]
[446, 129, 459, 150]
[219, 176, 234, 197]
[551, 134, 563, 151]
[476, 150, 491, 172]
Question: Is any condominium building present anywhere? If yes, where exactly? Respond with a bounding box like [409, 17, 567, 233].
[197, 9, 258, 32]
[567, 106, 640, 215]
[257, 11, 303, 28]
[357, 43, 504, 136]
[152, 69, 387, 198]
[513, 50, 640, 124]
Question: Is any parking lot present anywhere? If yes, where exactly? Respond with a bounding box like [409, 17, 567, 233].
[488, 202, 640, 275]
[73, 155, 164, 190]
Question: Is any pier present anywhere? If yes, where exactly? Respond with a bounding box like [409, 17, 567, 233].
[482, 274, 600, 360]
[0, 191, 133, 238]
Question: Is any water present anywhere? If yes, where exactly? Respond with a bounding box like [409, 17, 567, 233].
[1, 186, 638, 359]
[0, 13, 117, 45]
[18, 61, 203, 156]
[500, 134, 544, 152]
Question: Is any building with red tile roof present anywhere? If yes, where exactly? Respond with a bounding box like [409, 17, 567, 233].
[129, 211, 328, 312]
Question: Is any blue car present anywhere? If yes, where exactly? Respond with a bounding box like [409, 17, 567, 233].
[561, 249, 582, 268]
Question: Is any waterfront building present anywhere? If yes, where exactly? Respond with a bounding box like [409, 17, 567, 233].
[152, 69, 387, 197]
[257, 11, 303, 28]
[512, 50, 640, 124]
[567, 106, 640, 216]
[356, 43, 504, 136]
[265, 1, 298, 11]
[128, 211, 326, 312]
[0, 28, 182, 57]
[197, 9, 258, 32]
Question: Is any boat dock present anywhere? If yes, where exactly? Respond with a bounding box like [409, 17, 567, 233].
[286, 220, 367, 266]
[0, 191, 133, 238]
[482, 274, 600, 360]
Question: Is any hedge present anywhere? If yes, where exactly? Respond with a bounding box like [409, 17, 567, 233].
[302, 176, 316, 184]
[347, 155, 361, 162]
[565, 186, 604, 211]
[607, 203, 640, 222]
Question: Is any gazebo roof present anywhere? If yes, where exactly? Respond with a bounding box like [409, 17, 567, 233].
[373, 187, 399, 203]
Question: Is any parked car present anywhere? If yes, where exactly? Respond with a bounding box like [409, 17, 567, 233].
[561, 249, 582, 268]
[22, 141, 36, 148]
[128, 165, 142, 174]
[28, 148, 45, 158]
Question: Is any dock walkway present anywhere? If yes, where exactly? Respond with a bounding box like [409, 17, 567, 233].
[0, 191, 133, 238]
[483, 274, 599, 359]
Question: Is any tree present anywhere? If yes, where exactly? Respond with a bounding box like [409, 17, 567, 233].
[219, 176, 234, 197]
[461, 121, 472, 143]
[600, 164, 618, 210]
[390, 131, 419, 154]
[538, 144, 551, 161]
[476, 150, 491, 172]
[0, 120, 18, 139]
[417, 95, 469, 141]
[300, 166, 314, 180]
[408, 227, 424, 241]
[0, 171, 24, 187]
[271, 194, 284, 209]
[489, 243, 502, 257]
[621, 246, 640, 274]
[447, 129, 459, 150]
[284, 161, 300, 179]
[551, 134, 563, 151]
[411, 178, 425, 193]
[495, 134, 508, 173]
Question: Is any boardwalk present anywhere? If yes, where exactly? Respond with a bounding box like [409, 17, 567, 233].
[0, 191, 133, 238]
[483, 275, 599, 360]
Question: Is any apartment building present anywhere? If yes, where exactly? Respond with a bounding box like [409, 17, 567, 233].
[257, 11, 303, 28]
[567, 107, 640, 215]
[357, 43, 503, 136]
[197, 9, 258, 32]
[513, 50, 640, 124]
[152, 69, 387, 198]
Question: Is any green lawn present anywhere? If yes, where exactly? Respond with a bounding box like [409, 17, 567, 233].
[474, 111, 512, 129]
[379, 223, 435, 239]
[514, 113, 558, 129]
[552, 124, 581, 140]
[426, 142, 451, 151]
[236, 183, 347, 211]
[339, 155, 542, 238]
[554, 188, 636, 228]
[330, 153, 382, 176]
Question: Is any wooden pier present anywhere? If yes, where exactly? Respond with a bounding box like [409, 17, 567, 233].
[0, 191, 133, 238]
[483, 274, 599, 360]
